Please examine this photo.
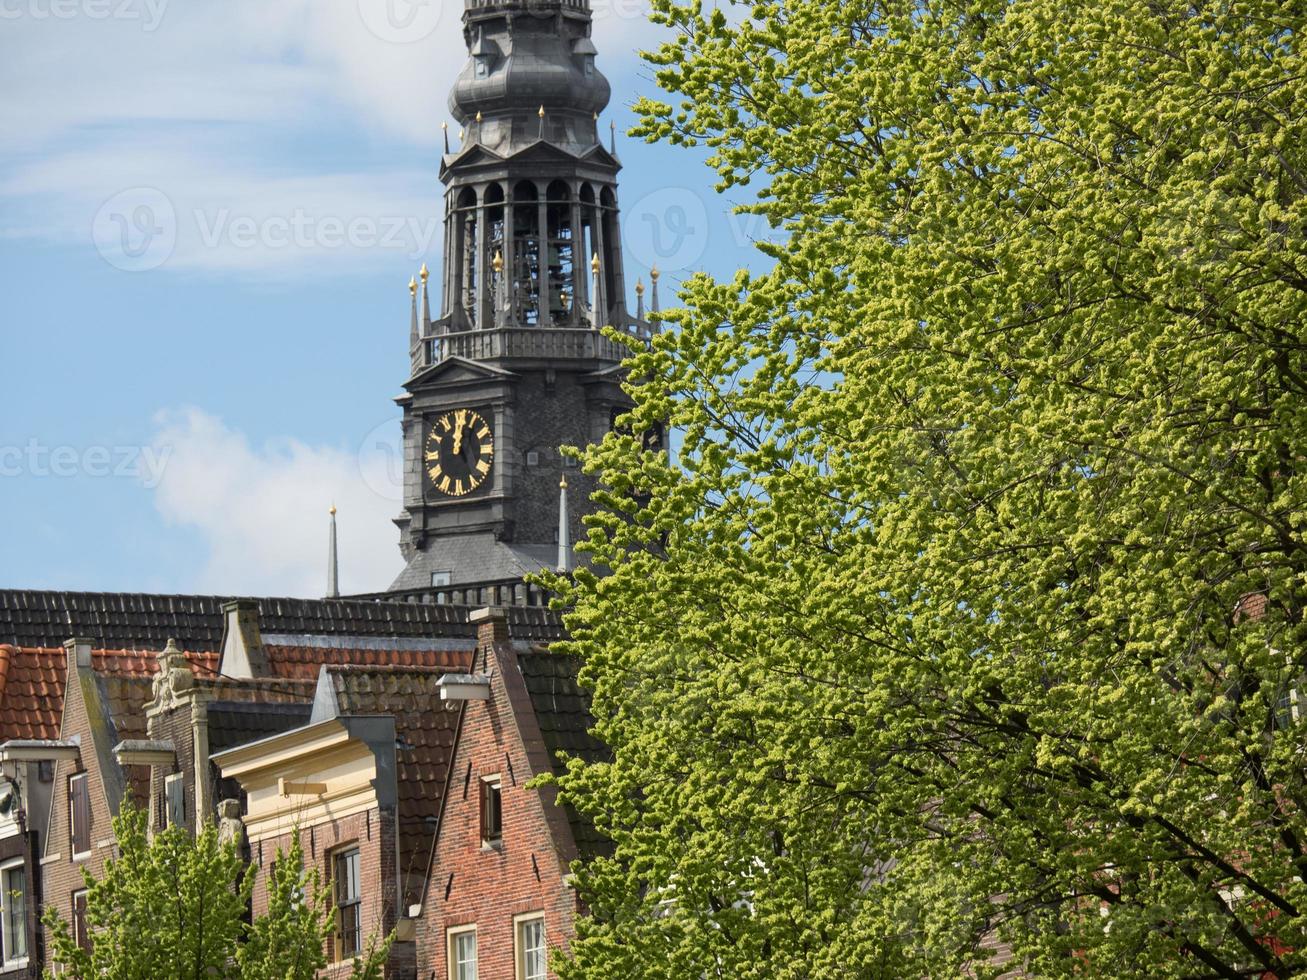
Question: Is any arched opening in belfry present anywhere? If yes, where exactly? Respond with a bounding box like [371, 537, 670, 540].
[456, 187, 479, 325]
[600, 186, 620, 320]
[483, 183, 506, 328]
[512, 181, 541, 325]
[545, 180, 575, 326]
[579, 183, 597, 323]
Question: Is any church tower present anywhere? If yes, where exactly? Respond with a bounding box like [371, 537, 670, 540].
[389, 0, 654, 596]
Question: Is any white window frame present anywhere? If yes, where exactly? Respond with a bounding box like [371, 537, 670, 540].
[69, 773, 91, 860]
[0, 857, 27, 967]
[332, 846, 362, 962]
[164, 772, 185, 828]
[514, 913, 546, 980]
[479, 774, 502, 849]
[447, 925, 478, 980]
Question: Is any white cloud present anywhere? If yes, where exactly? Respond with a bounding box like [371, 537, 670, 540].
[0, 0, 664, 276]
[147, 408, 404, 598]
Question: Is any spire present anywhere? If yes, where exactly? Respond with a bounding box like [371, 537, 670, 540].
[442, 121, 450, 155]
[420, 263, 432, 334]
[650, 265, 661, 315]
[635, 278, 645, 321]
[610, 119, 617, 156]
[538, 104, 546, 140]
[591, 252, 603, 328]
[327, 505, 340, 599]
[557, 476, 572, 573]
[409, 276, 420, 350]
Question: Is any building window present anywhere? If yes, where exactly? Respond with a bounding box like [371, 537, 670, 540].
[480, 776, 502, 847]
[432, 571, 453, 588]
[72, 889, 90, 952]
[164, 773, 185, 828]
[448, 926, 477, 980]
[526, 451, 540, 467]
[0, 859, 26, 965]
[69, 773, 91, 858]
[515, 914, 546, 980]
[333, 848, 362, 960]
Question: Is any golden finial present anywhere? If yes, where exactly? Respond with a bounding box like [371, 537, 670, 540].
[476, 111, 483, 123]
[560, 475, 568, 489]
[458, 128, 464, 140]
[492, 251, 503, 274]
[539, 105, 546, 118]
[441, 121, 448, 131]
[409, 276, 417, 295]
[651, 265, 660, 281]
[591, 253, 600, 273]
[561, 291, 571, 311]
[635, 278, 645, 296]
[420, 263, 429, 283]
[329, 504, 337, 516]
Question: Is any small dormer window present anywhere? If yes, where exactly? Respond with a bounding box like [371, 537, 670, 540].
[475, 55, 492, 79]
[582, 55, 595, 78]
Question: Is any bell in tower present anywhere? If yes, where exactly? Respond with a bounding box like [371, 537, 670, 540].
[389, 0, 656, 599]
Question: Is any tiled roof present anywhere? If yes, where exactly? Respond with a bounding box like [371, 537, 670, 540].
[261, 640, 471, 681]
[0, 646, 216, 743]
[518, 651, 609, 859]
[323, 664, 471, 908]
[0, 590, 479, 650]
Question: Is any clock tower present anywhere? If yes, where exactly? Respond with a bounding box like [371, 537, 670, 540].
[389, 0, 655, 594]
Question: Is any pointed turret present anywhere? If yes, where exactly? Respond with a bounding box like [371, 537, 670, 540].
[557, 475, 571, 573]
[420, 263, 432, 336]
[650, 265, 661, 315]
[635, 278, 645, 321]
[327, 505, 340, 599]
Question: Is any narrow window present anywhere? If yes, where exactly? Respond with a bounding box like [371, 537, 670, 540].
[333, 848, 362, 960]
[479, 776, 502, 847]
[69, 773, 91, 858]
[0, 859, 27, 964]
[164, 773, 185, 828]
[515, 915, 546, 980]
[72, 890, 90, 952]
[448, 927, 478, 980]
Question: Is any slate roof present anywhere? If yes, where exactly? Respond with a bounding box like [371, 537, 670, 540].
[320, 665, 469, 907]
[0, 590, 476, 650]
[518, 650, 609, 859]
[208, 701, 316, 754]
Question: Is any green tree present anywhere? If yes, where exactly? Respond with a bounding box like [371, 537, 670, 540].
[550, 0, 1307, 976]
[43, 806, 389, 979]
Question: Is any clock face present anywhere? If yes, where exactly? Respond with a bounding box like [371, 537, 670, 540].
[425, 409, 494, 498]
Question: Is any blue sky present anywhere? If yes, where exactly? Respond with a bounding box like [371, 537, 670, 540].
[0, 0, 769, 597]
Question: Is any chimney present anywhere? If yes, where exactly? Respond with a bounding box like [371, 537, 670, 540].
[64, 637, 93, 671]
[219, 601, 267, 679]
[469, 607, 509, 665]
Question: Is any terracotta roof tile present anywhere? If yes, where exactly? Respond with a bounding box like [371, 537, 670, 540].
[0, 646, 216, 743]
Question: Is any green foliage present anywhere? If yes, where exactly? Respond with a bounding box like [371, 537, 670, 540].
[549, 0, 1307, 976]
[43, 806, 390, 980]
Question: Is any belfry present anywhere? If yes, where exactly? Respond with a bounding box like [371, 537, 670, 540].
[389, 0, 656, 600]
